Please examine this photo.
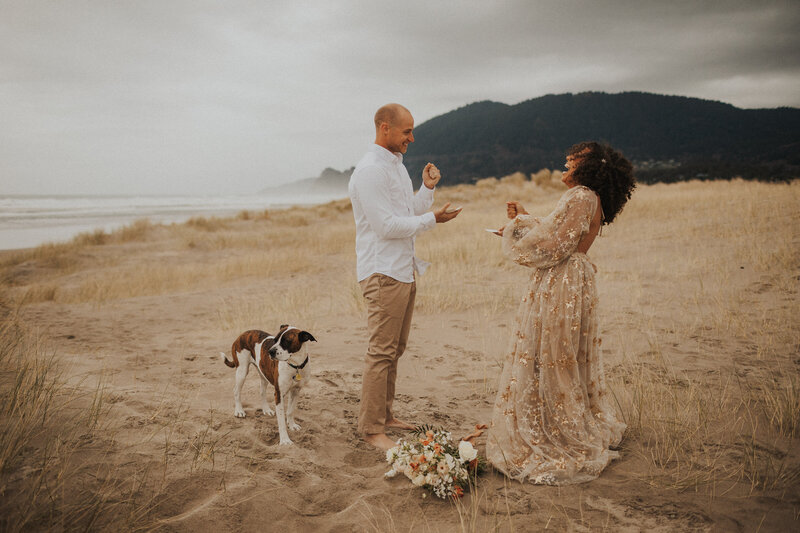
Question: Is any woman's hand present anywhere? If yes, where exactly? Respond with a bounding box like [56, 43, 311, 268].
[506, 201, 528, 219]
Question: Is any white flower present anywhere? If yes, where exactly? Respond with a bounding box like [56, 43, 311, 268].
[386, 446, 398, 462]
[437, 462, 450, 475]
[445, 454, 457, 469]
[385, 469, 398, 478]
[412, 474, 426, 487]
[458, 440, 478, 462]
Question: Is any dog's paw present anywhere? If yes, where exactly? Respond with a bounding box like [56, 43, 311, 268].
[278, 438, 294, 446]
[261, 406, 275, 417]
[234, 408, 246, 418]
[289, 422, 301, 431]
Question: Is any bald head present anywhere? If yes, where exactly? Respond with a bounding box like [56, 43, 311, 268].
[374, 103, 411, 130]
[373, 103, 415, 154]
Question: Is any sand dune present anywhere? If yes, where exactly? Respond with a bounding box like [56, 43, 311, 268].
[1, 177, 798, 531]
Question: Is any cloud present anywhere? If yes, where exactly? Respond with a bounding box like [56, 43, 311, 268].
[1, 0, 798, 195]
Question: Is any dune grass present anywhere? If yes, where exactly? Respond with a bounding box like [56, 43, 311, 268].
[0, 310, 115, 531]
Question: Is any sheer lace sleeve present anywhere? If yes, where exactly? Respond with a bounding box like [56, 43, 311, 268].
[502, 186, 596, 268]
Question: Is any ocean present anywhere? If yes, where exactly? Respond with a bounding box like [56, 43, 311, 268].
[0, 192, 347, 251]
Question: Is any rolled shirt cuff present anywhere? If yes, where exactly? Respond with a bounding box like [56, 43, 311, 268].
[420, 211, 436, 232]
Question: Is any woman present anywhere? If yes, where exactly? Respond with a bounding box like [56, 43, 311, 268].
[486, 141, 635, 485]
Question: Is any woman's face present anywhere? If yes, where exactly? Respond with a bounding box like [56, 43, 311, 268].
[562, 148, 589, 187]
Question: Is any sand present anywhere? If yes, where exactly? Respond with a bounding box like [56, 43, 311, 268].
[1, 178, 798, 531]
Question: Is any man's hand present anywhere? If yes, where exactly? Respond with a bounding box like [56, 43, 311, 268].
[423, 163, 441, 189]
[506, 201, 528, 219]
[434, 202, 461, 223]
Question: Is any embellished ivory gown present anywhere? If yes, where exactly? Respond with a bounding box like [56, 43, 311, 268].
[486, 185, 626, 485]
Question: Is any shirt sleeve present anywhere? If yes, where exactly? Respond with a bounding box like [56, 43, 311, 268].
[352, 165, 436, 239]
[502, 187, 596, 268]
[412, 183, 435, 215]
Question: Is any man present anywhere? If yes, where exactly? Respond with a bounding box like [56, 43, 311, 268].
[348, 103, 460, 450]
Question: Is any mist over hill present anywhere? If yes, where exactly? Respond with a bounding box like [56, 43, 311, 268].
[262, 167, 353, 197]
[401, 92, 800, 186]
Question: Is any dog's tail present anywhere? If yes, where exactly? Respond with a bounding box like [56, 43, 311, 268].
[220, 351, 236, 368]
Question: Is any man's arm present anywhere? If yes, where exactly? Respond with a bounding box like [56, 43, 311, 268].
[417, 163, 460, 223]
[411, 162, 439, 215]
[353, 166, 435, 239]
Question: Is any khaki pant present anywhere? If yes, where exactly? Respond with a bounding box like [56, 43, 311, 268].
[358, 273, 416, 435]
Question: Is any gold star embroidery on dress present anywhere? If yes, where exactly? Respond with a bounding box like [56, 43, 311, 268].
[488, 185, 624, 485]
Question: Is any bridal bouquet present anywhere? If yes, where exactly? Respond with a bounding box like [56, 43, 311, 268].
[385, 426, 482, 499]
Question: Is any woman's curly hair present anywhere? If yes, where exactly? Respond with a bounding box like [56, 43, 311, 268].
[567, 141, 636, 225]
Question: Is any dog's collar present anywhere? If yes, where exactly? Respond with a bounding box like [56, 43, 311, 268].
[288, 355, 309, 370]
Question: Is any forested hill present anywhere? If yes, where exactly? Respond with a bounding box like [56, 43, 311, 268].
[402, 92, 800, 185]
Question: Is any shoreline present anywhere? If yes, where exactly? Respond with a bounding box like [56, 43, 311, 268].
[0, 193, 350, 252]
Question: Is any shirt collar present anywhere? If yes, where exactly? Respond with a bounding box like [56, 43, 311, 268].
[370, 143, 403, 165]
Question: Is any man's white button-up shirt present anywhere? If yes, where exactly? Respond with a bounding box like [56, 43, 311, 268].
[348, 144, 436, 283]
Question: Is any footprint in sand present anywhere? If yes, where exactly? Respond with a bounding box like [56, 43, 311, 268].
[343, 450, 381, 468]
[149, 472, 227, 525]
[321, 378, 339, 388]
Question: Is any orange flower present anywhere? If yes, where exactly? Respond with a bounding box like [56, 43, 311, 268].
[453, 486, 464, 498]
[433, 443, 443, 455]
[409, 462, 419, 472]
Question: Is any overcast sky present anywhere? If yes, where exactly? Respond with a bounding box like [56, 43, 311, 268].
[2, 0, 799, 196]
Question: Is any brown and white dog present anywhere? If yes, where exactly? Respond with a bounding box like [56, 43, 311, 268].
[220, 325, 316, 445]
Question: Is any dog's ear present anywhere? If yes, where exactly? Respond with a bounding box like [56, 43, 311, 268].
[300, 331, 316, 343]
[279, 324, 289, 330]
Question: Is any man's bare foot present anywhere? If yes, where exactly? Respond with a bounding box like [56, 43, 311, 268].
[364, 433, 397, 451]
[386, 418, 415, 430]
